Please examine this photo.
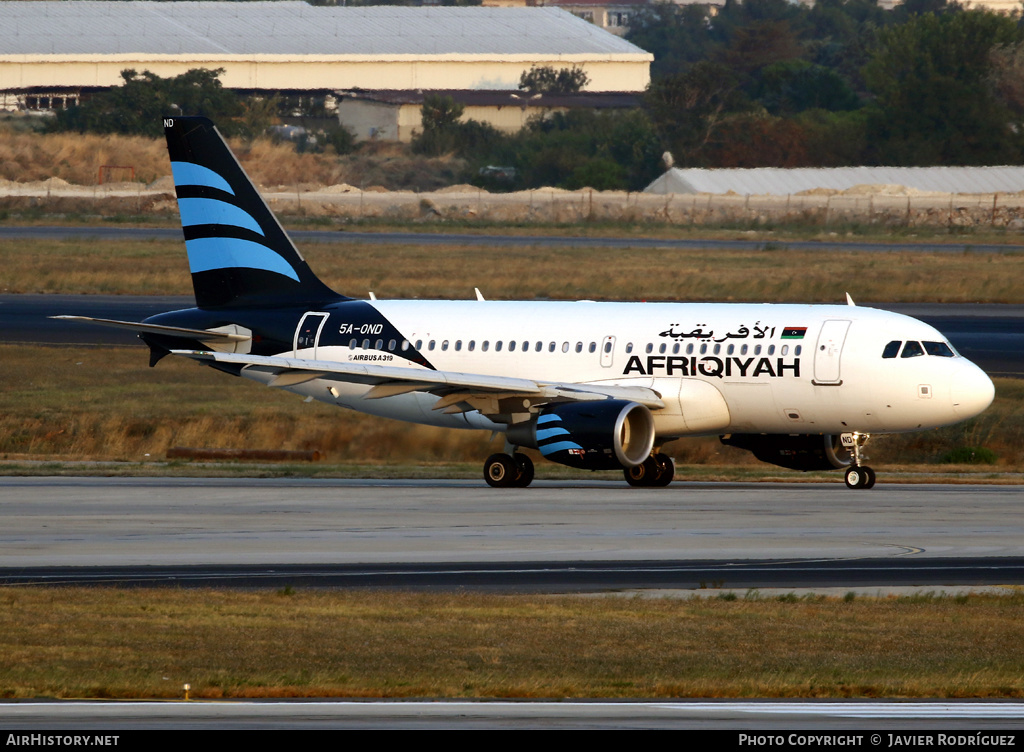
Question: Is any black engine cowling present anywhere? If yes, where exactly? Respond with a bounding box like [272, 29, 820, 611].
[719, 434, 852, 471]
[506, 400, 655, 470]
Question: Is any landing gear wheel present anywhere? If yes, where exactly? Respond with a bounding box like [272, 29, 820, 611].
[484, 453, 517, 488]
[844, 465, 876, 489]
[653, 453, 675, 487]
[512, 453, 534, 488]
[624, 456, 659, 487]
[625, 455, 673, 488]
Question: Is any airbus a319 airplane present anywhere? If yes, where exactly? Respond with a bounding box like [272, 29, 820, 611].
[60, 117, 995, 489]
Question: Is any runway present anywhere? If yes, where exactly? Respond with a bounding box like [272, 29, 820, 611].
[5, 224, 1024, 254]
[1, 478, 1022, 590]
[3, 700, 1024, 730]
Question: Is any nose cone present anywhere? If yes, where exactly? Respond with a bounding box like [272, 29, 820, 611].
[951, 361, 995, 419]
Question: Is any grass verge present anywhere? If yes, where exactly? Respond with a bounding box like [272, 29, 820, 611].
[4, 236, 1024, 302]
[1, 589, 1022, 699]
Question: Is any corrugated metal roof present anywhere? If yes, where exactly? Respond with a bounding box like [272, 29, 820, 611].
[645, 166, 1024, 195]
[0, 2, 649, 57]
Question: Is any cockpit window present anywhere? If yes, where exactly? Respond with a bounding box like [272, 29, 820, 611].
[901, 341, 924, 358]
[923, 341, 955, 357]
[882, 341, 901, 359]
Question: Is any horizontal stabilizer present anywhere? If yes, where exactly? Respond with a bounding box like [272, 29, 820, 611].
[52, 316, 251, 342]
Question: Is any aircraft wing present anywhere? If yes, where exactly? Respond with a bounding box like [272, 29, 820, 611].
[171, 349, 665, 414]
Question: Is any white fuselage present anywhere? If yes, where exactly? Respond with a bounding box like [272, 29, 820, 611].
[247, 300, 995, 439]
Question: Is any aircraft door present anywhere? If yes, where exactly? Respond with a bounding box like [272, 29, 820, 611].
[600, 336, 615, 368]
[294, 312, 329, 358]
[813, 319, 851, 385]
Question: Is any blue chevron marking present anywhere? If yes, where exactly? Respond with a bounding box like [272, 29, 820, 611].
[178, 198, 264, 236]
[171, 161, 234, 195]
[539, 441, 583, 457]
[537, 414, 563, 425]
[536, 426, 570, 442]
[185, 238, 299, 281]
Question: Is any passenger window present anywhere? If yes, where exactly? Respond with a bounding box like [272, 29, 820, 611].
[754, 345, 762, 355]
[768, 345, 775, 355]
[349, 338, 357, 349]
[508, 341, 516, 352]
[362, 338, 370, 349]
[781, 345, 789, 356]
[589, 342, 597, 353]
[740, 344, 748, 355]
[795, 345, 802, 356]
[402, 340, 410, 351]
[535, 342, 543, 352]
[604, 341, 612, 353]
[549, 342, 556, 352]
[901, 341, 924, 358]
[645, 343, 653, 354]
[882, 341, 901, 359]
[468, 341, 475, 352]
[626, 343, 633, 354]
[441, 340, 449, 351]
[686, 344, 694, 355]
[455, 340, 462, 352]
[924, 341, 955, 357]
[727, 344, 734, 355]
[672, 343, 680, 354]
[388, 339, 396, 351]
[700, 343, 707, 355]
[575, 342, 583, 353]
[713, 344, 721, 355]
[428, 340, 435, 351]
[659, 343, 667, 354]
[481, 341, 488, 352]
[375, 339, 383, 350]
[495, 341, 502, 352]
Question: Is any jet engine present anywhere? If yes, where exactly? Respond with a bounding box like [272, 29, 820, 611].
[719, 434, 852, 471]
[507, 400, 655, 470]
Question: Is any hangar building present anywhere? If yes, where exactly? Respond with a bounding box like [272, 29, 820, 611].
[0, 1, 653, 116]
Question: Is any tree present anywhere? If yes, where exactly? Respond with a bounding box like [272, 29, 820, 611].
[862, 9, 1024, 165]
[412, 94, 467, 156]
[644, 62, 745, 167]
[518, 66, 590, 95]
[55, 68, 243, 138]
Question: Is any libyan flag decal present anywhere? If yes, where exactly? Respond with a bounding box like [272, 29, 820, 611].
[781, 327, 807, 339]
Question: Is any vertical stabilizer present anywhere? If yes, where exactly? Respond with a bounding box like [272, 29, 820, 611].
[164, 117, 343, 309]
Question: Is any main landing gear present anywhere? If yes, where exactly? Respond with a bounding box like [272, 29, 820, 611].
[624, 452, 675, 488]
[843, 432, 876, 490]
[484, 452, 534, 488]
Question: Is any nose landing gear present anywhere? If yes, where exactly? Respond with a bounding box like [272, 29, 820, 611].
[843, 433, 876, 489]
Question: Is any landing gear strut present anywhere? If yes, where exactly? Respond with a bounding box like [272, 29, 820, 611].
[484, 452, 534, 488]
[843, 432, 876, 490]
[624, 452, 675, 488]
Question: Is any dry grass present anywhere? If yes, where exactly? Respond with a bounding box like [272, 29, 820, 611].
[0, 588, 1022, 699]
[0, 345, 1020, 469]
[0, 128, 464, 191]
[5, 237, 1024, 302]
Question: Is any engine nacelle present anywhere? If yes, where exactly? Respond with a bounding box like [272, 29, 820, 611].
[719, 434, 852, 472]
[507, 400, 655, 470]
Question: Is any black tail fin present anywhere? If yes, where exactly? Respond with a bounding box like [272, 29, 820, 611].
[163, 116, 343, 309]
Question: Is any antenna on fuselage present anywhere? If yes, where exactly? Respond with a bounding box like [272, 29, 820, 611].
[846, 293, 856, 306]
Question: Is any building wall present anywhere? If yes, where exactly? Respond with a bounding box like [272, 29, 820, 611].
[0, 54, 651, 95]
[338, 100, 582, 143]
